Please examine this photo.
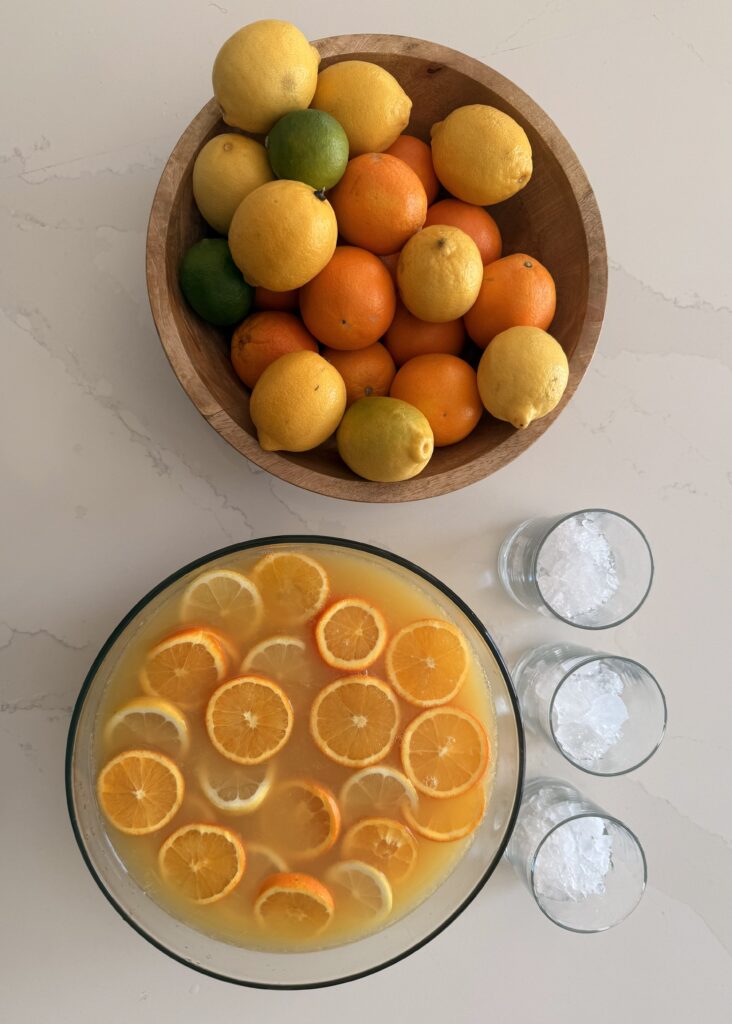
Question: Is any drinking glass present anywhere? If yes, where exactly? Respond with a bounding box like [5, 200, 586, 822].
[505, 777, 646, 932]
[513, 643, 667, 775]
[497, 509, 653, 628]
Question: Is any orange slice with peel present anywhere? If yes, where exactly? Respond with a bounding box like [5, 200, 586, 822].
[310, 676, 400, 768]
[342, 817, 418, 884]
[251, 551, 329, 624]
[140, 627, 229, 709]
[181, 568, 263, 639]
[206, 675, 293, 765]
[262, 779, 341, 862]
[386, 618, 469, 706]
[97, 749, 184, 835]
[254, 872, 334, 938]
[401, 707, 489, 798]
[315, 597, 387, 670]
[403, 784, 487, 842]
[158, 823, 245, 904]
[103, 696, 190, 756]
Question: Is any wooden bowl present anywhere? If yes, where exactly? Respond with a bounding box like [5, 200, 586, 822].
[146, 34, 607, 502]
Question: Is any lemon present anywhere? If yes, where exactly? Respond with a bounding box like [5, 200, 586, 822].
[431, 104, 532, 205]
[228, 180, 337, 291]
[192, 134, 273, 235]
[397, 226, 482, 323]
[212, 20, 320, 134]
[311, 61, 412, 156]
[250, 350, 346, 452]
[337, 397, 434, 482]
[477, 326, 569, 429]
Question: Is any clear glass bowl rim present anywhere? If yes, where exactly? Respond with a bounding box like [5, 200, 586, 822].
[532, 508, 655, 629]
[65, 534, 525, 989]
[547, 654, 667, 776]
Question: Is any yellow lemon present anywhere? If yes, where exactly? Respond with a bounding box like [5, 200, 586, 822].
[212, 20, 320, 134]
[397, 226, 482, 323]
[192, 134, 274, 235]
[311, 61, 412, 156]
[337, 397, 434, 482]
[431, 104, 532, 205]
[477, 326, 569, 429]
[250, 350, 346, 452]
[228, 180, 337, 291]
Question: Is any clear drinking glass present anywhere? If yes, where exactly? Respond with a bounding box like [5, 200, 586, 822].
[505, 777, 647, 932]
[497, 509, 654, 628]
[514, 642, 667, 775]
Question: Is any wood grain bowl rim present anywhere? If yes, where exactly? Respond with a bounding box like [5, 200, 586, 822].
[146, 33, 607, 503]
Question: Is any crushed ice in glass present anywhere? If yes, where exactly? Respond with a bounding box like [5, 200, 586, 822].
[537, 514, 619, 620]
[552, 660, 629, 765]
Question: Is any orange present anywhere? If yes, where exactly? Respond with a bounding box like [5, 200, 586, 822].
[299, 246, 396, 351]
[254, 872, 334, 938]
[385, 134, 439, 203]
[315, 598, 388, 670]
[254, 286, 300, 312]
[158, 823, 245, 904]
[252, 551, 329, 625]
[423, 199, 502, 265]
[97, 749, 184, 835]
[310, 676, 399, 767]
[206, 675, 294, 765]
[322, 343, 396, 406]
[389, 353, 482, 446]
[329, 153, 427, 256]
[231, 311, 318, 389]
[403, 785, 486, 842]
[386, 618, 469, 706]
[342, 817, 418, 884]
[401, 707, 489, 798]
[379, 251, 400, 284]
[463, 253, 556, 349]
[384, 301, 465, 367]
[140, 627, 230, 709]
[262, 780, 341, 861]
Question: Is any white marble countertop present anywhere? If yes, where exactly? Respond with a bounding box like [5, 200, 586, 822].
[2, 1, 731, 1020]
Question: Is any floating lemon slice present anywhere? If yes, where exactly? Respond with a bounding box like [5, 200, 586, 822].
[340, 765, 418, 820]
[104, 696, 190, 756]
[198, 758, 274, 815]
[181, 568, 263, 639]
[242, 634, 309, 686]
[326, 860, 393, 920]
[251, 551, 329, 624]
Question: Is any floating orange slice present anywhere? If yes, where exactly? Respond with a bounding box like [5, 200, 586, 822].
[97, 749, 184, 835]
[206, 675, 294, 765]
[140, 627, 229, 709]
[310, 676, 400, 768]
[251, 552, 329, 624]
[103, 696, 190, 756]
[403, 784, 487, 842]
[386, 619, 469, 706]
[401, 707, 489, 798]
[254, 872, 334, 938]
[315, 598, 387, 671]
[158, 823, 245, 904]
[181, 568, 263, 639]
[342, 817, 418, 884]
[262, 780, 341, 862]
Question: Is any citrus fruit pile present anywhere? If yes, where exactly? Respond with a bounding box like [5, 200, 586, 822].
[178, 19, 569, 482]
[96, 552, 491, 942]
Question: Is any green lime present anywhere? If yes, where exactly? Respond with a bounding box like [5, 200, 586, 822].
[266, 109, 349, 191]
[179, 238, 253, 326]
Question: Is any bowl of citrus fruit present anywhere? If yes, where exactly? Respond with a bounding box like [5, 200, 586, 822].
[147, 22, 606, 500]
[66, 536, 523, 986]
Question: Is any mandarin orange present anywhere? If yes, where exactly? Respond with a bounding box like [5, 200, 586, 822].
[322, 343, 396, 405]
[384, 301, 465, 367]
[231, 311, 318, 388]
[423, 199, 502, 265]
[463, 253, 556, 348]
[390, 353, 482, 446]
[254, 286, 300, 312]
[385, 135, 440, 203]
